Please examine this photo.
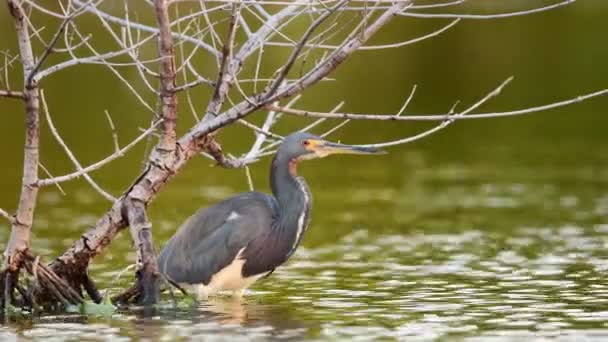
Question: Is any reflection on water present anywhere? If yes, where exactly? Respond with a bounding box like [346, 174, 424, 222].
[4, 223, 608, 340]
[0, 142, 607, 340]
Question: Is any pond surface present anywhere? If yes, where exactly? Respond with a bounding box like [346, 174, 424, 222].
[0, 139, 607, 341]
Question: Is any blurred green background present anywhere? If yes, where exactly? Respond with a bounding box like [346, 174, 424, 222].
[0, 0, 607, 339]
[0, 0, 606, 267]
[0, 0, 606, 268]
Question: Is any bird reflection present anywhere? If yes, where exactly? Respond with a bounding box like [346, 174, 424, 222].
[128, 294, 308, 339]
[200, 295, 248, 324]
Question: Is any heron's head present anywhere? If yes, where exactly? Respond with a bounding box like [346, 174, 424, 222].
[278, 132, 385, 163]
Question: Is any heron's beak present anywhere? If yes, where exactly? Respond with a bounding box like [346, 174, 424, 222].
[311, 140, 386, 157]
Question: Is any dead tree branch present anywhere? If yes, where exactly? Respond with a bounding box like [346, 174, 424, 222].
[115, 0, 180, 305]
[41, 91, 116, 202]
[37, 121, 162, 186]
[399, 0, 575, 20]
[0, 89, 24, 99]
[49, 1, 409, 305]
[0, 209, 15, 224]
[2, 0, 42, 309]
[265, 88, 608, 122]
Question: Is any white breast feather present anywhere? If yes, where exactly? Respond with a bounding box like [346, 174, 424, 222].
[291, 178, 310, 253]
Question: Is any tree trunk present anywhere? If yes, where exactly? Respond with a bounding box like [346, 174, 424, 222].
[2, 0, 41, 309]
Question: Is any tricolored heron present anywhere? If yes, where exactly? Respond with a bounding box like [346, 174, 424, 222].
[157, 132, 384, 298]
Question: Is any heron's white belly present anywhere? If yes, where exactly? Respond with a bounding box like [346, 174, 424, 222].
[181, 249, 267, 299]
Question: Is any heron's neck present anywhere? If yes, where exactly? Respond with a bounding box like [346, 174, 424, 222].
[270, 155, 312, 241]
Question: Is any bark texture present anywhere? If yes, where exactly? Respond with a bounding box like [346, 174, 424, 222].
[2, 0, 41, 308]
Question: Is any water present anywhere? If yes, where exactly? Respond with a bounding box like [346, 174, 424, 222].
[1, 0, 608, 340]
[0, 142, 607, 340]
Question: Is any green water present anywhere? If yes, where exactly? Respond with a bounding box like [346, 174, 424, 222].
[1, 0, 608, 340]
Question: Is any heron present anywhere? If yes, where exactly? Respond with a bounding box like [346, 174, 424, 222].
[157, 132, 384, 299]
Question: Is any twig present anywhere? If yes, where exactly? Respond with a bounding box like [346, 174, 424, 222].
[266, 87, 608, 121]
[398, 84, 417, 116]
[0, 90, 24, 99]
[265, 17, 459, 51]
[34, 32, 158, 82]
[38, 162, 66, 196]
[358, 77, 514, 148]
[272, 1, 410, 101]
[41, 90, 116, 201]
[400, 0, 575, 20]
[203, 8, 238, 121]
[198, 7, 244, 168]
[245, 104, 277, 160]
[245, 166, 254, 191]
[411, 0, 466, 9]
[111, 263, 137, 288]
[0, 209, 14, 224]
[65, 23, 156, 113]
[257, 100, 344, 155]
[26, 4, 87, 85]
[265, 0, 347, 98]
[72, 0, 220, 57]
[38, 120, 163, 186]
[104, 110, 120, 153]
[321, 118, 350, 138]
[184, 1, 411, 146]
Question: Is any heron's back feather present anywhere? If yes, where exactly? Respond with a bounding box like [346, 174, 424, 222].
[157, 192, 277, 285]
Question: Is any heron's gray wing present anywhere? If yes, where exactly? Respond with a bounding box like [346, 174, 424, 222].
[157, 192, 276, 285]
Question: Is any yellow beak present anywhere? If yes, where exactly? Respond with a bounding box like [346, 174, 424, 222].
[309, 140, 387, 157]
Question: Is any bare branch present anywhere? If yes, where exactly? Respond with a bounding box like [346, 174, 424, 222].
[38, 120, 163, 186]
[103, 110, 120, 153]
[398, 84, 417, 116]
[155, 0, 178, 152]
[400, 0, 575, 20]
[38, 162, 66, 196]
[203, 8, 238, 121]
[182, 1, 411, 145]
[357, 77, 514, 148]
[273, 1, 411, 101]
[235, 4, 301, 61]
[266, 0, 347, 98]
[72, 0, 221, 57]
[0, 89, 24, 99]
[34, 33, 158, 82]
[266, 88, 608, 122]
[411, 0, 466, 10]
[4, 0, 41, 273]
[123, 196, 159, 304]
[26, 4, 87, 85]
[41, 90, 116, 201]
[0, 209, 15, 224]
[245, 105, 278, 160]
[265, 18, 460, 51]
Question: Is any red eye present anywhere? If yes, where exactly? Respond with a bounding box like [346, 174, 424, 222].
[302, 140, 310, 146]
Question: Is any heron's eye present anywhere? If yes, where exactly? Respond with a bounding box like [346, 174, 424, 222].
[302, 140, 310, 146]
